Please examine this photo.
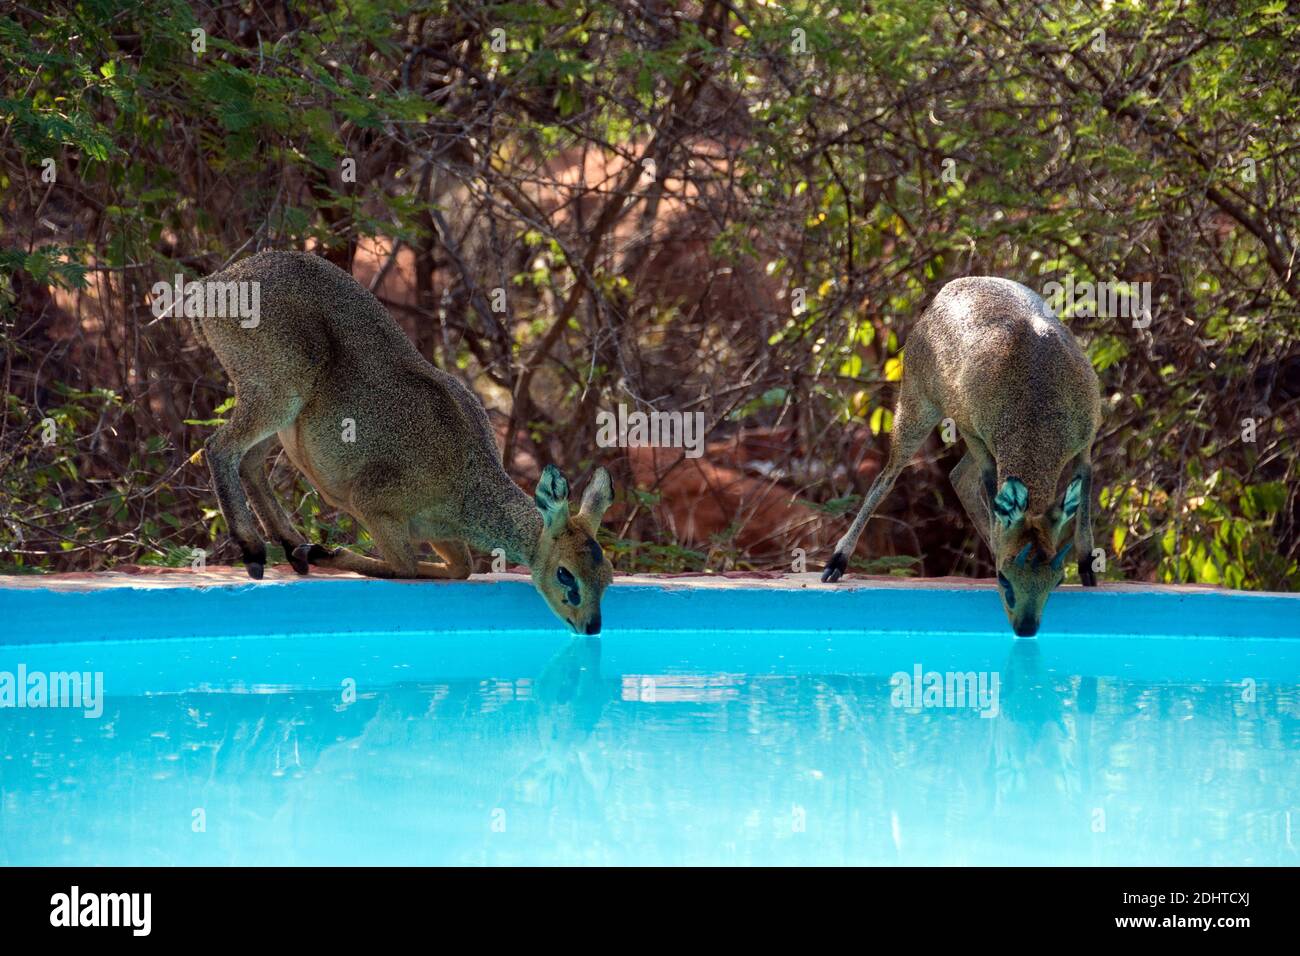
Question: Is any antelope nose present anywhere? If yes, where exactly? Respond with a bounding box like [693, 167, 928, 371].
[1014, 618, 1040, 638]
[585, 613, 602, 635]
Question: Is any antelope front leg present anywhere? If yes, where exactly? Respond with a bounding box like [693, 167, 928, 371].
[430, 540, 473, 580]
[308, 547, 460, 579]
[949, 452, 993, 555]
[308, 517, 468, 580]
[1072, 456, 1097, 587]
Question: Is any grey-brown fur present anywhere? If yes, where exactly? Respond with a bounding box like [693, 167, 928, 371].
[194, 250, 613, 633]
[822, 276, 1102, 635]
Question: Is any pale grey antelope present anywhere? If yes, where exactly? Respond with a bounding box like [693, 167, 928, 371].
[822, 276, 1101, 636]
[194, 251, 613, 634]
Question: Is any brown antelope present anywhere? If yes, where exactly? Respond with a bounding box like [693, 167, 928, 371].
[822, 277, 1101, 636]
[193, 250, 613, 634]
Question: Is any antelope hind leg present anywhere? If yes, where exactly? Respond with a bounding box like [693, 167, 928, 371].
[207, 387, 303, 580]
[239, 434, 322, 575]
[823, 378, 942, 582]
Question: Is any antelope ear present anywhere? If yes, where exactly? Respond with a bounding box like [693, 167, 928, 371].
[1051, 541, 1074, 572]
[1053, 475, 1084, 539]
[992, 477, 1029, 529]
[579, 467, 614, 524]
[534, 464, 571, 531]
[1061, 476, 1083, 519]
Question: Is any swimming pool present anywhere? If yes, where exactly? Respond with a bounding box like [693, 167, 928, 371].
[1, 574, 1296, 865]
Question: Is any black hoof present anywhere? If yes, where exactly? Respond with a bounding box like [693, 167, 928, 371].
[286, 542, 311, 575]
[821, 552, 848, 583]
[307, 543, 336, 561]
[241, 545, 266, 581]
[1078, 559, 1097, 587]
[292, 543, 337, 572]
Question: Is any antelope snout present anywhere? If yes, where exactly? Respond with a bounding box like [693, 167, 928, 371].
[1013, 616, 1040, 638]
[584, 612, 602, 635]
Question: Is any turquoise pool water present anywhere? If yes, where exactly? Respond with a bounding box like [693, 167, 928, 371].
[2, 611, 1297, 865]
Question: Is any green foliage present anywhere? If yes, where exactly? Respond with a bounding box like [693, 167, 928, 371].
[848, 554, 921, 577]
[1, 0, 1296, 587]
[607, 538, 708, 574]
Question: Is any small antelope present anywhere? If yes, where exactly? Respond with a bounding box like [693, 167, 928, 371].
[822, 277, 1101, 636]
[194, 250, 614, 634]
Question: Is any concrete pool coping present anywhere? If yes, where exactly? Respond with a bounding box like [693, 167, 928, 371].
[0, 567, 1295, 643]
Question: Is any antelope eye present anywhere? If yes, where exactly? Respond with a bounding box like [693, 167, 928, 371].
[997, 572, 1016, 608]
[556, 566, 580, 605]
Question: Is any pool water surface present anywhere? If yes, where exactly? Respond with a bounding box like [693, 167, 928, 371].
[2, 623, 1296, 865]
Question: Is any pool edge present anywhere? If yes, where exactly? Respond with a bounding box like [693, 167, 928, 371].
[1, 573, 1296, 644]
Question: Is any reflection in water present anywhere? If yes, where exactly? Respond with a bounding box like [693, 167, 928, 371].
[503, 636, 615, 855]
[990, 640, 1081, 812]
[0, 633, 1296, 865]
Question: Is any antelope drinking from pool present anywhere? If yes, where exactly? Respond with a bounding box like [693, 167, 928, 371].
[193, 251, 614, 634]
[822, 276, 1102, 636]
